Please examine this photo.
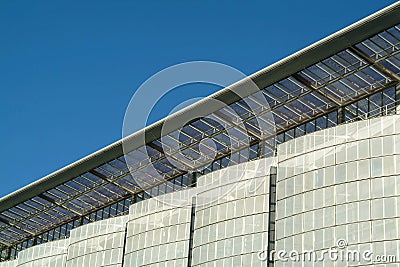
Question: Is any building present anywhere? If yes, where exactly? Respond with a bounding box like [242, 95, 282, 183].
[0, 2, 400, 266]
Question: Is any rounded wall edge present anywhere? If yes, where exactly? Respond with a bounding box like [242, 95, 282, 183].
[275, 114, 400, 266]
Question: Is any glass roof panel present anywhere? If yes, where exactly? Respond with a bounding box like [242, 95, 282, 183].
[142, 146, 161, 159]
[264, 77, 309, 103]
[2, 228, 27, 241]
[228, 102, 251, 120]
[127, 149, 146, 162]
[8, 207, 29, 219]
[158, 135, 181, 151]
[373, 35, 394, 52]
[261, 91, 278, 107]
[86, 190, 109, 204]
[94, 184, 125, 200]
[190, 119, 212, 133]
[45, 190, 66, 201]
[147, 141, 168, 155]
[76, 195, 101, 208]
[1, 211, 23, 223]
[356, 24, 400, 59]
[321, 57, 347, 76]
[31, 197, 53, 209]
[109, 158, 127, 171]
[379, 30, 400, 47]
[360, 66, 390, 84]
[63, 202, 85, 214]
[18, 222, 38, 233]
[178, 128, 202, 144]
[299, 49, 367, 87]
[181, 123, 202, 137]
[381, 54, 400, 74]
[45, 210, 68, 222]
[0, 235, 11, 244]
[180, 147, 201, 161]
[30, 216, 51, 228]
[84, 172, 107, 183]
[96, 164, 121, 176]
[114, 176, 138, 189]
[243, 120, 262, 136]
[54, 184, 78, 197]
[73, 176, 99, 188]
[263, 84, 289, 99]
[273, 105, 302, 121]
[36, 212, 56, 224]
[69, 198, 90, 210]
[63, 180, 83, 192]
[336, 49, 365, 68]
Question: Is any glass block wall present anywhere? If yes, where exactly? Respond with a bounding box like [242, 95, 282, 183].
[65, 216, 128, 267]
[275, 115, 400, 266]
[16, 239, 69, 267]
[192, 158, 274, 267]
[123, 189, 194, 266]
[0, 260, 16, 267]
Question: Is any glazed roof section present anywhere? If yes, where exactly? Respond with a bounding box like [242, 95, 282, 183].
[0, 2, 399, 247]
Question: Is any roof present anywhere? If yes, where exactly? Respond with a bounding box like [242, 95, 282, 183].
[1, 2, 400, 248]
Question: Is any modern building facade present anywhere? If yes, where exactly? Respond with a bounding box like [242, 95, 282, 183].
[0, 2, 400, 267]
[276, 115, 400, 266]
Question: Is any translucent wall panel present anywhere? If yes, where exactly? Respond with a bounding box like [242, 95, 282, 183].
[16, 239, 69, 267]
[276, 115, 400, 266]
[0, 260, 16, 267]
[66, 215, 128, 267]
[192, 158, 274, 267]
[124, 189, 194, 266]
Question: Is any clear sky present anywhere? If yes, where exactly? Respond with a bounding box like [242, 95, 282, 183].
[0, 0, 397, 197]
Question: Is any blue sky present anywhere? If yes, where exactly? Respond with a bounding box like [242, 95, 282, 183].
[0, 0, 397, 197]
